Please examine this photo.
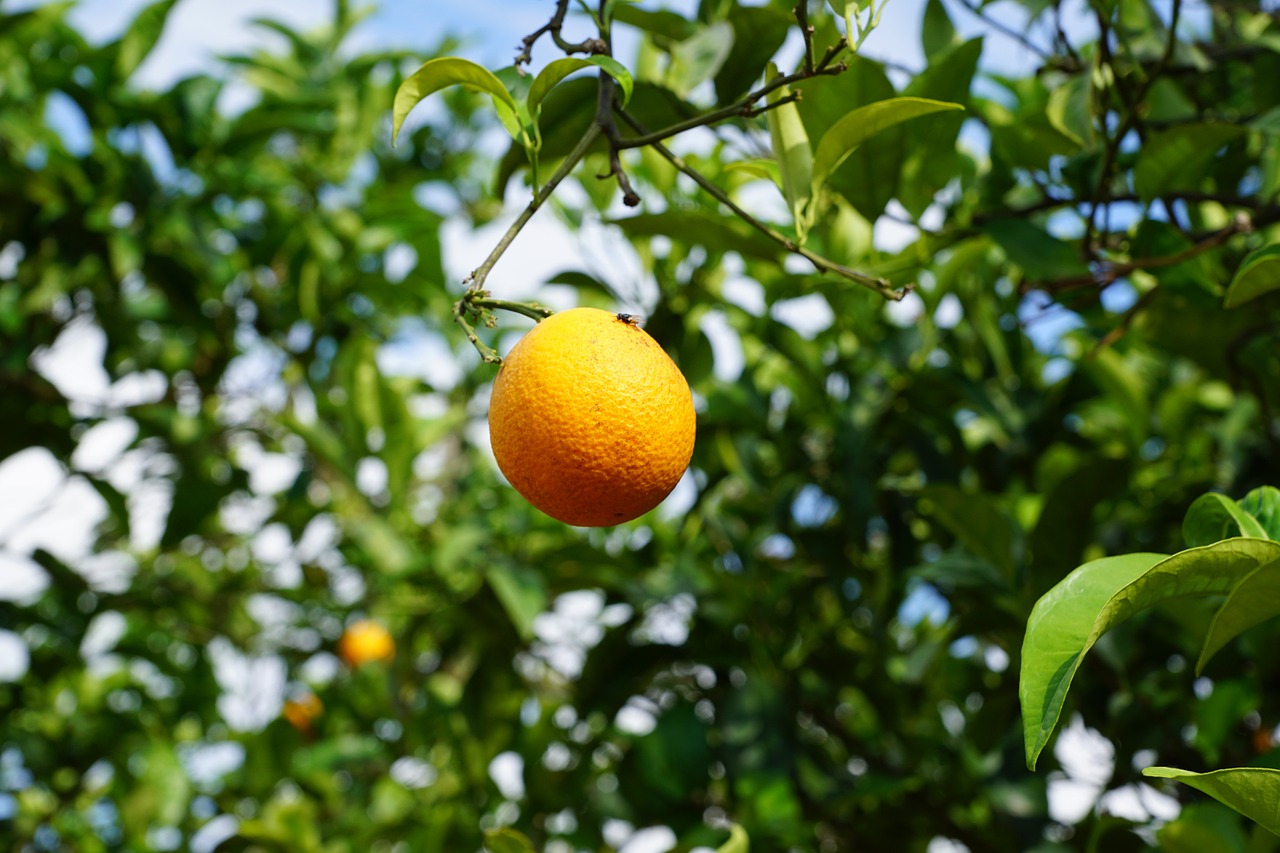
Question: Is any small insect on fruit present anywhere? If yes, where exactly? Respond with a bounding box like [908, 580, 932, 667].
[616, 312, 642, 326]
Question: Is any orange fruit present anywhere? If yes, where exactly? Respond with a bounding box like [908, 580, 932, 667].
[488, 307, 696, 527]
[338, 619, 395, 667]
[282, 692, 323, 733]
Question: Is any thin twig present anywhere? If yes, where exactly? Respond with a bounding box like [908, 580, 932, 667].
[618, 109, 911, 301]
[1034, 213, 1251, 294]
[794, 1, 816, 75]
[515, 0, 606, 69]
[466, 123, 603, 291]
[614, 60, 845, 151]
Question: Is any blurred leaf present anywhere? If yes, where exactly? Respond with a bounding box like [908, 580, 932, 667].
[765, 62, 812, 239]
[984, 218, 1088, 281]
[667, 21, 734, 98]
[115, 0, 178, 79]
[713, 6, 789, 103]
[484, 828, 536, 853]
[919, 484, 1019, 584]
[1156, 802, 1248, 853]
[1223, 244, 1280, 309]
[1143, 766, 1280, 836]
[716, 824, 750, 852]
[1134, 123, 1246, 200]
[487, 563, 547, 641]
[922, 0, 957, 58]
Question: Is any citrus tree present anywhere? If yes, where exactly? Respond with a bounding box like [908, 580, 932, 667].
[2, 0, 1279, 851]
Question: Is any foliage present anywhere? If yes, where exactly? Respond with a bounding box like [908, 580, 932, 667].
[1021, 488, 1280, 832]
[1, 0, 1279, 852]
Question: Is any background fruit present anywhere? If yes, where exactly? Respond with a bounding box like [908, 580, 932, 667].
[488, 307, 696, 527]
[338, 620, 395, 667]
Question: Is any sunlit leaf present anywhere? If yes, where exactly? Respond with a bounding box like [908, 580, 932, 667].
[716, 824, 750, 853]
[392, 57, 519, 144]
[1021, 540, 1280, 769]
[528, 55, 633, 122]
[1143, 766, 1280, 836]
[765, 62, 812, 240]
[1196, 545, 1280, 673]
[1240, 486, 1280, 540]
[809, 97, 963, 208]
[666, 22, 734, 98]
[1183, 492, 1269, 547]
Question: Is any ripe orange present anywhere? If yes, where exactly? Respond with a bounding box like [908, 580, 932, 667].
[282, 691, 323, 733]
[488, 307, 696, 527]
[338, 619, 395, 667]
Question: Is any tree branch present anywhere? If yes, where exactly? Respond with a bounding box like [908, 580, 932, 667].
[515, 0, 606, 69]
[618, 109, 911, 301]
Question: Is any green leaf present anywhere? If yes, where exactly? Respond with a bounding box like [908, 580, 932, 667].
[765, 63, 812, 240]
[1196, 545, 1280, 673]
[716, 824, 750, 853]
[1223, 244, 1280, 308]
[116, 0, 178, 79]
[1184, 492, 1270, 547]
[1133, 123, 1247, 200]
[1143, 766, 1280, 837]
[487, 564, 548, 642]
[809, 97, 964, 207]
[484, 828, 536, 853]
[1021, 539, 1280, 769]
[724, 158, 782, 186]
[713, 6, 789, 103]
[1156, 802, 1249, 853]
[392, 57, 519, 145]
[528, 56, 633, 122]
[1021, 552, 1165, 768]
[1046, 75, 1094, 148]
[1240, 486, 1280, 540]
[918, 484, 1018, 585]
[922, 0, 958, 58]
[984, 218, 1089, 281]
[666, 21, 734, 99]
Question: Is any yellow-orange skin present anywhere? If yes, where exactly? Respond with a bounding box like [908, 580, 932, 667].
[282, 692, 323, 733]
[488, 308, 696, 527]
[338, 620, 395, 667]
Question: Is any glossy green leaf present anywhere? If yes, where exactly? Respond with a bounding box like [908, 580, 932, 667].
[1196, 542, 1280, 673]
[809, 97, 963, 208]
[724, 158, 782, 186]
[1021, 539, 1280, 769]
[484, 827, 537, 853]
[1240, 486, 1280, 540]
[765, 63, 813, 240]
[392, 57, 519, 145]
[1133, 123, 1246, 200]
[1223, 244, 1280, 308]
[1183, 492, 1270, 547]
[1143, 766, 1280, 836]
[116, 0, 178, 79]
[716, 824, 750, 853]
[1021, 552, 1166, 769]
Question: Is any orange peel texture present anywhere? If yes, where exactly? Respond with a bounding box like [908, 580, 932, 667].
[488, 307, 696, 527]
